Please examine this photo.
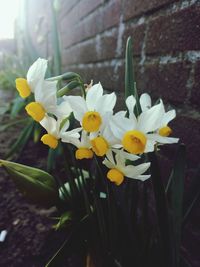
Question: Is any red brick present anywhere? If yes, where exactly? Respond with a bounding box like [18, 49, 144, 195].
[69, 64, 124, 91]
[122, 23, 146, 56]
[170, 115, 200, 168]
[123, 0, 176, 21]
[59, 0, 79, 19]
[135, 62, 190, 104]
[190, 61, 200, 107]
[146, 6, 200, 54]
[60, 0, 121, 48]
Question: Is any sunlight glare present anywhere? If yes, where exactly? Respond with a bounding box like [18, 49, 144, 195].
[0, 0, 20, 39]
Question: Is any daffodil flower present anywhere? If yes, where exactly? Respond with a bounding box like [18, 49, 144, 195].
[89, 113, 122, 157]
[110, 96, 165, 154]
[64, 82, 117, 133]
[25, 79, 58, 122]
[139, 93, 179, 144]
[103, 150, 151, 185]
[15, 58, 48, 98]
[70, 131, 94, 160]
[40, 115, 81, 149]
[15, 58, 58, 122]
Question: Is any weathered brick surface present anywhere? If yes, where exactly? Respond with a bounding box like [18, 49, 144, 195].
[136, 62, 190, 104]
[146, 5, 200, 54]
[60, 0, 121, 49]
[123, 0, 176, 21]
[70, 63, 124, 91]
[171, 115, 200, 168]
[190, 61, 200, 107]
[122, 23, 146, 56]
[62, 29, 118, 66]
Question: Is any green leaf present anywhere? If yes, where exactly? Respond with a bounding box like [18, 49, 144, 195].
[5, 119, 34, 159]
[10, 96, 26, 118]
[168, 144, 186, 266]
[47, 72, 81, 82]
[57, 80, 82, 97]
[125, 36, 141, 116]
[125, 37, 135, 99]
[148, 152, 171, 267]
[53, 211, 72, 230]
[51, 0, 61, 76]
[0, 118, 28, 132]
[183, 167, 200, 225]
[33, 122, 42, 143]
[0, 159, 58, 207]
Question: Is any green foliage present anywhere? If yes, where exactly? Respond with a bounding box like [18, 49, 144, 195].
[0, 160, 59, 207]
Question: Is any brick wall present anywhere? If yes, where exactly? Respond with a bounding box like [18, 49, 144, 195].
[24, 0, 200, 171]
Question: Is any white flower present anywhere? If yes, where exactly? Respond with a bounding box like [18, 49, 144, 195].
[15, 58, 48, 98]
[111, 94, 179, 154]
[139, 93, 179, 144]
[110, 96, 164, 154]
[64, 82, 116, 133]
[40, 115, 81, 149]
[70, 131, 94, 160]
[15, 58, 58, 122]
[103, 150, 151, 185]
[89, 112, 122, 157]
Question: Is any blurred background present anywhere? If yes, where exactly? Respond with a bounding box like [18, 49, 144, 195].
[0, 0, 199, 266]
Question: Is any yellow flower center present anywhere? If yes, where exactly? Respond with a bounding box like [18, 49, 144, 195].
[159, 126, 172, 137]
[15, 78, 31, 98]
[75, 148, 94, 160]
[82, 111, 102, 132]
[122, 130, 147, 154]
[91, 136, 109, 157]
[107, 168, 124, 186]
[41, 134, 58, 149]
[25, 102, 46, 122]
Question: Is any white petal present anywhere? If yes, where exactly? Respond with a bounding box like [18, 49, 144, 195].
[124, 162, 151, 180]
[102, 158, 115, 170]
[147, 133, 179, 144]
[161, 110, 176, 126]
[138, 101, 165, 133]
[139, 93, 151, 112]
[126, 95, 136, 114]
[86, 82, 103, 110]
[81, 131, 91, 148]
[96, 93, 116, 115]
[144, 139, 156, 153]
[110, 116, 131, 140]
[40, 115, 58, 137]
[60, 120, 70, 133]
[106, 150, 115, 165]
[117, 150, 140, 161]
[27, 58, 48, 91]
[64, 95, 87, 122]
[136, 174, 151, 181]
[35, 80, 57, 113]
[55, 100, 72, 120]
[102, 124, 119, 146]
[61, 129, 80, 145]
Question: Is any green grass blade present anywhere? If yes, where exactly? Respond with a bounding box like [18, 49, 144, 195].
[5, 120, 34, 159]
[148, 152, 171, 267]
[51, 0, 61, 76]
[168, 144, 186, 267]
[182, 166, 200, 225]
[125, 36, 135, 99]
[125, 37, 141, 116]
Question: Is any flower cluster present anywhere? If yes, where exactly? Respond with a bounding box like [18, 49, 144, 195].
[15, 58, 179, 186]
